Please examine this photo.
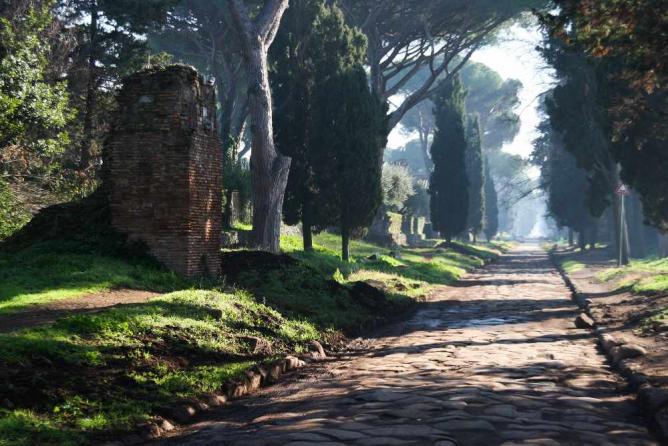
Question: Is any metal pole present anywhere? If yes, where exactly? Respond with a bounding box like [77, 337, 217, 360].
[618, 194, 625, 267]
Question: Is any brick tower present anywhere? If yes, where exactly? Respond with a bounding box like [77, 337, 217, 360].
[106, 65, 222, 277]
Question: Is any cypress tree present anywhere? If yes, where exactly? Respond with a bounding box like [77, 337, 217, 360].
[271, 0, 366, 250]
[483, 157, 499, 242]
[429, 76, 469, 244]
[465, 115, 485, 242]
[314, 66, 386, 261]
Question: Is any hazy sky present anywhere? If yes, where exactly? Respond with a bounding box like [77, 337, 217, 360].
[388, 21, 556, 166]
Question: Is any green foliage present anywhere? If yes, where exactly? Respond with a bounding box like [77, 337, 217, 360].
[533, 118, 596, 237]
[0, 180, 30, 239]
[0, 1, 71, 156]
[59, 0, 175, 172]
[540, 39, 613, 219]
[381, 163, 414, 213]
[429, 76, 469, 243]
[465, 115, 485, 236]
[405, 180, 430, 218]
[385, 140, 430, 178]
[313, 65, 386, 259]
[483, 157, 499, 241]
[394, 60, 522, 179]
[460, 62, 522, 152]
[542, 5, 668, 230]
[271, 0, 367, 246]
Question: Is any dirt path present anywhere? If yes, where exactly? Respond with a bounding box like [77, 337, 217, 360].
[150, 245, 657, 446]
[0, 289, 158, 333]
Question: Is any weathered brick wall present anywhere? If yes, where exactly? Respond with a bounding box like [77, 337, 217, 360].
[106, 65, 222, 277]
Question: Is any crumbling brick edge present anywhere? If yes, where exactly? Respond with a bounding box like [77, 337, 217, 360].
[549, 250, 668, 442]
[101, 341, 328, 446]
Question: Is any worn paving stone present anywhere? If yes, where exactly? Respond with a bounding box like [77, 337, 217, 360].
[150, 245, 657, 446]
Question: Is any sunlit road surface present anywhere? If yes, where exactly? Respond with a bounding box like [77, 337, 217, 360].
[153, 244, 656, 446]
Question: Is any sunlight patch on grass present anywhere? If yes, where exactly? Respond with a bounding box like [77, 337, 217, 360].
[598, 257, 668, 295]
[562, 260, 585, 274]
[0, 242, 188, 314]
[0, 289, 318, 445]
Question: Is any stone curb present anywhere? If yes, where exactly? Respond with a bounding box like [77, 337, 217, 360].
[103, 343, 328, 446]
[549, 251, 668, 442]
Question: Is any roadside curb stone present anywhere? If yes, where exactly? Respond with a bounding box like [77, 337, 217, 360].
[104, 353, 312, 446]
[550, 250, 668, 442]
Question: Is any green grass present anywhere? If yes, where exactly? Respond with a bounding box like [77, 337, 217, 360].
[0, 231, 500, 445]
[598, 257, 668, 295]
[561, 260, 586, 274]
[0, 241, 190, 315]
[275, 232, 501, 308]
[0, 289, 315, 445]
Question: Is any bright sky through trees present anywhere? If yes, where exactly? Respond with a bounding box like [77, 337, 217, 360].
[388, 19, 555, 180]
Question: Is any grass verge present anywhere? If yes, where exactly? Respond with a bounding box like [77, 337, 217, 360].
[0, 240, 190, 315]
[0, 232, 499, 445]
[598, 257, 668, 296]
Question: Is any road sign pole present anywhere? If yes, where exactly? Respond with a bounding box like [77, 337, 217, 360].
[618, 194, 626, 267]
[615, 183, 630, 267]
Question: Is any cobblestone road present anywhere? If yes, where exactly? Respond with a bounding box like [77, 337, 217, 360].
[155, 245, 657, 445]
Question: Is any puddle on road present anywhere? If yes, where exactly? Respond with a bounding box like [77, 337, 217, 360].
[448, 316, 524, 328]
[413, 306, 525, 330]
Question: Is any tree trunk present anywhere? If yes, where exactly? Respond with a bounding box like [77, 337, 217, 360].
[589, 222, 599, 250]
[246, 44, 290, 252]
[629, 193, 646, 258]
[341, 226, 350, 262]
[418, 121, 433, 173]
[577, 231, 586, 251]
[660, 234, 668, 258]
[228, 0, 291, 254]
[223, 189, 234, 229]
[81, 0, 98, 170]
[568, 228, 574, 247]
[302, 206, 313, 251]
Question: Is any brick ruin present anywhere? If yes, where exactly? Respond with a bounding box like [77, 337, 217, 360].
[106, 65, 222, 277]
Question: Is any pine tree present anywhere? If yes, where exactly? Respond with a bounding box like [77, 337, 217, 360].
[314, 66, 386, 261]
[465, 115, 485, 242]
[271, 0, 366, 250]
[429, 76, 469, 244]
[483, 157, 499, 242]
[59, 0, 175, 169]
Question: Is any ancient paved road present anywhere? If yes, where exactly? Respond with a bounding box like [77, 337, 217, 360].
[155, 245, 657, 446]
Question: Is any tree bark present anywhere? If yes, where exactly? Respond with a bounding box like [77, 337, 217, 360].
[629, 193, 646, 258]
[302, 205, 313, 251]
[341, 226, 350, 262]
[81, 0, 99, 170]
[228, 0, 291, 253]
[660, 234, 668, 258]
